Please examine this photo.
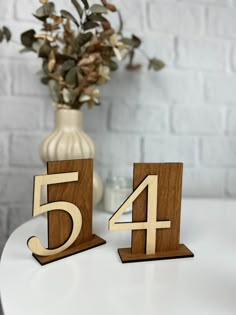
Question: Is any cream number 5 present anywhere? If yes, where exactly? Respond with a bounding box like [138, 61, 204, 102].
[109, 175, 171, 255]
[28, 172, 82, 256]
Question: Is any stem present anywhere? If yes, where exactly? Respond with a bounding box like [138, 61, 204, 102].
[117, 10, 123, 35]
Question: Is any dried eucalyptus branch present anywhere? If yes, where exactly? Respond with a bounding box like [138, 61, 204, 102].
[0, 26, 11, 43]
[20, 0, 165, 109]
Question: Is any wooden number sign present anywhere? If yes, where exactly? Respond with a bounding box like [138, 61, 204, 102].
[28, 159, 106, 265]
[109, 163, 194, 263]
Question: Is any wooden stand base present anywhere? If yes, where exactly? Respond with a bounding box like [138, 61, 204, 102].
[33, 234, 106, 266]
[118, 244, 194, 263]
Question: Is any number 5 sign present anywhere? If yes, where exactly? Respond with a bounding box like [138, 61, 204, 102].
[109, 163, 194, 263]
[28, 159, 106, 265]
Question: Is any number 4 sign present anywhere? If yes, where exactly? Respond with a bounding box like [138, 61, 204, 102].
[28, 159, 106, 265]
[109, 163, 194, 263]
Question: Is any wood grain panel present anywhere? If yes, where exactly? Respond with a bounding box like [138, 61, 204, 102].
[33, 234, 106, 266]
[119, 244, 194, 263]
[47, 159, 93, 249]
[132, 163, 183, 254]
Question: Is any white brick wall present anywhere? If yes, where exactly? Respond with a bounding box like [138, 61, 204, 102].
[1, 0, 236, 259]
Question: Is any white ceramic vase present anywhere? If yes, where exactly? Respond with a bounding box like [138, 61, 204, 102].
[40, 108, 103, 206]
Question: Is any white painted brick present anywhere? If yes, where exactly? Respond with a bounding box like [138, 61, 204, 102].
[208, 7, 236, 38]
[12, 61, 49, 96]
[45, 100, 110, 132]
[0, 134, 8, 167]
[0, 206, 8, 253]
[141, 69, 203, 104]
[91, 133, 141, 166]
[102, 69, 203, 104]
[183, 168, 225, 197]
[8, 205, 31, 235]
[15, 0, 38, 21]
[0, 0, 13, 19]
[172, 106, 223, 134]
[0, 97, 44, 130]
[201, 137, 236, 166]
[108, 0, 144, 31]
[194, 0, 229, 3]
[10, 134, 45, 167]
[101, 69, 143, 101]
[94, 162, 133, 182]
[231, 44, 236, 72]
[0, 62, 10, 96]
[148, 2, 204, 35]
[143, 136, 197, 166]
[227, 109, 236, 135]
[205, 74, 236, 104]
[140, 34, 175, 66]
[226, 170, 236, 196]
[177, 38, 228, 71]
[45, 103, 56, 131]
[111, 102, 168, 133]
[79, 100, 110, 133]
[0, 170, 41, 203]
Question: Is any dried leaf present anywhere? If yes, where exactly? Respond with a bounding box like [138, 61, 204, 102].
[61, 59, 76, 72]
[48, 79, 60, 102]
[101, 0, 117, 12]
[3, 26, 11, 42]
[60, 10, 79, 26]
[87, 71, 99, 82]
[74, 32, 93, 50]
[122, 35, 141, 48]
[65, 66, 78, 86]
[52, 15, 63, 25]
[101, 20, 111, 30]
[38, 41, 51, 58]
[90, 4, 107, 14]
[71, 0, 83, 18]
[42, 23, 60, 32]
[81, 0, 89, 9]
[56, 53, 76, 63]
[148, 58, 165, 71]
[0, 30, 3, 43]
[41, 76, 50, 84]
[131, 35, 141, 48]
[62, 88, 71, 103]
[87, 13, 107, 22]
[34, 2, 55, 21]
[34, 33, 55, 42]
[83, 21, 99, 30]
[43, 59, 50, 75]
[79, 55, 96, 66]
[48, 49, 56, 72]
[109, 60, 118, 71]
[21, 29, 36, 48]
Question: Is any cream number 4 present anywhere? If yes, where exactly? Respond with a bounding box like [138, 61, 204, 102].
[109, 175, 171, 255]
[28, 172, 82, 257]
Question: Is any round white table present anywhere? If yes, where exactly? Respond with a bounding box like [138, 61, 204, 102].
[0, 199, 236, 315]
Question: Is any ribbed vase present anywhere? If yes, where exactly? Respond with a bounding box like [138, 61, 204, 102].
[40, 109, 103, 206]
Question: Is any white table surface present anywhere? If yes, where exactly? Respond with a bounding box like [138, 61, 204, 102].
[0, 199, 236, 315]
